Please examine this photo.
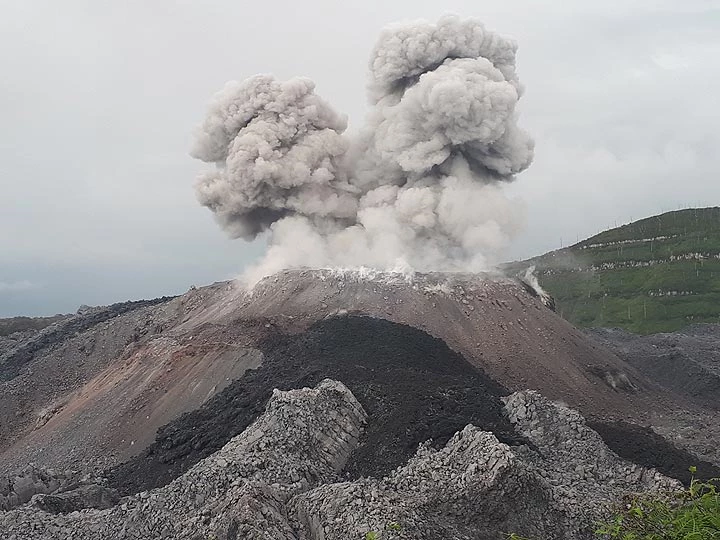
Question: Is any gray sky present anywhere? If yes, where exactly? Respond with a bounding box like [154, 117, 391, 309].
[1, 0, 719, 316]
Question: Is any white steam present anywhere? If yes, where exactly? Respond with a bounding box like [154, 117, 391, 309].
[191, 15, 535, 284]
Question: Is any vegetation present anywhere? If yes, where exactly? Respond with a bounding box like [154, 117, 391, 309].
[595, 468, 720, 539]
[508, 207, 720, 334]
[365, 521, 402, 539]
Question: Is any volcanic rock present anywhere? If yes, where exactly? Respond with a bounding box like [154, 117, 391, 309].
[105, 315, 522, 495]
[0, 379, 367, 540]
[0, 269, 717, 486]
[0, 380, 681, 540]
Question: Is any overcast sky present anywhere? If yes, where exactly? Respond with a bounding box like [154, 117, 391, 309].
[1, 0, 719, 316]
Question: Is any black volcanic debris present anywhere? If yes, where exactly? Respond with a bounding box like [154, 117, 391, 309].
[107, 316, 523, 495]
[588, 421, 720, 485]
[587, 327, 720, 411]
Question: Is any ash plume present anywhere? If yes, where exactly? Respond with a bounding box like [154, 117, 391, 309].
[191, 15, 534, 284]
[190, 75, 357, 240]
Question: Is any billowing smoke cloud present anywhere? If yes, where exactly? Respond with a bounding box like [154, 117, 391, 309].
[190, 75, 357, 239]
[191, 15, 534, 284]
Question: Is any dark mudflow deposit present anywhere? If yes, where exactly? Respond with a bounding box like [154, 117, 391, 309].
[588, 420, 720, 486]
[107, 316, 524, 495]
[587, 326, 720, 411]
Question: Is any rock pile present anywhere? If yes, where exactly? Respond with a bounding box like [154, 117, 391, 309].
[0, 380, 682, 540]
[0, 468, 119, 514]
[292, 390, 678, 540]
[0, 468, 79, 511]
[0, 379, 366, 539]
[31, 483, 120, 515]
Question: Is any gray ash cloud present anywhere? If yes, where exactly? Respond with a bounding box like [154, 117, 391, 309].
[191, 15, 534, 283]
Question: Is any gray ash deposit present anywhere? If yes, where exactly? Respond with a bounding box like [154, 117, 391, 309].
[587, 325, 720, 411]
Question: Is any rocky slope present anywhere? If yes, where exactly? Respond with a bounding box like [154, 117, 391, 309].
[0, 380, 683, 540]
[1, 270, 719, 538]
[104, 315, 719, 500]
[0, 315, 69, 358]
[1, 270, 717, 480]
[104, 316, 525, 495]
[586, 324, 720, 410]
[174, 270, 684, 418]
[0, 293, 263, 476]
[586, 323, 720, 466]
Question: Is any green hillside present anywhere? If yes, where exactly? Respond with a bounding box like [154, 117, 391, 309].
[512, 207, 720, 334]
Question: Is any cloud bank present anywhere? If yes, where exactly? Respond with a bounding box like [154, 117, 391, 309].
[0, 281, 38, 293]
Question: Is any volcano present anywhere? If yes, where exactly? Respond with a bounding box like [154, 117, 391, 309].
[1, 270, 719, 538]
[0, 270, 715, 481]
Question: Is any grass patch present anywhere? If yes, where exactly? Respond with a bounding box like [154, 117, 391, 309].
[508, 469, 720, 540]
[595, 469, 720, 539]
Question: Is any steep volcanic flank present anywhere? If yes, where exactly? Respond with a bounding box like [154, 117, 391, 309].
[0, 297, 266, 476]
[176, 269, 683, 418]
[0, 270, 716, 484]
[106, 315, 720, 498]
